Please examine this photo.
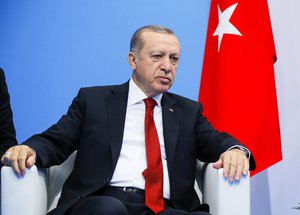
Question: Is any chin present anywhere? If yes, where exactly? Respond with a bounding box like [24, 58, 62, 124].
[151, 83, 172, 95]
[156, 86, 170, 94]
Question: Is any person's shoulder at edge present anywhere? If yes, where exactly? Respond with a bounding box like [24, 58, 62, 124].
[76, 81, 129, 95]
[0, 67, 5, 82]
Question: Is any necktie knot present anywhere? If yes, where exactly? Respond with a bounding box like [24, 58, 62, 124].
[144, 98, 157, 109]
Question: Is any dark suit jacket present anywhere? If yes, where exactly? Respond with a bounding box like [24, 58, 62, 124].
[0, 68, 17, 162]
[24, 81, 255, 214]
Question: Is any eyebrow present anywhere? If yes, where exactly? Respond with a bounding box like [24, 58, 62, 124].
[149, 50, 164, 55]
[149, 51, 179, 56]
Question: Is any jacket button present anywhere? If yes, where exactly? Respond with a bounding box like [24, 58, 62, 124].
[103, 178, 109, 184]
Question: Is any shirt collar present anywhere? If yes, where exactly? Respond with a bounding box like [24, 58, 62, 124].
[128, 78, 163, 109]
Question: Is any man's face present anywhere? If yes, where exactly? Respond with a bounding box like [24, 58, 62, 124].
[129, 31, 181, 97]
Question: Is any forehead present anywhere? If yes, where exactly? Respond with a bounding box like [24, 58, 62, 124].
[140, 31, 181, 53]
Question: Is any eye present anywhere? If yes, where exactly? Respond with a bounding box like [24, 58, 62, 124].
[151, 54, 162, 61]
[170, 56, 179, 64]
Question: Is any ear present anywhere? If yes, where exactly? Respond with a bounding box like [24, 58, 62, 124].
[128, 52, 137, 70]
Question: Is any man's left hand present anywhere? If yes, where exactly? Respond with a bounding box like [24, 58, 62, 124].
[213, 149, 249, 182]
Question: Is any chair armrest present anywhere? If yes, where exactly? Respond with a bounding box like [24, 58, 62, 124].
[1, 165, 48, 215]
[202, 163, 250, 215]
[48, 151, 76, 211]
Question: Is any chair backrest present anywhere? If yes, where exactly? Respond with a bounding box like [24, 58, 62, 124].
[47, 151, 77, 211]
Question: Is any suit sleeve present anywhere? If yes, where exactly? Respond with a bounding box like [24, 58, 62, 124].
[24, 88, 86, 167]
[0, 69, 17, 159]
[195, 102, 256, 170]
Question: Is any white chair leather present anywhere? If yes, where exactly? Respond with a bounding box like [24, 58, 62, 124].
[203, 163, 250, 215]
[1, 165, 47, 215]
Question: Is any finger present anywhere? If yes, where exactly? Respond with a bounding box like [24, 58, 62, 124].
[228, 154, 238, 182]
[26, 153, 36, 168]
[9, 148, 22, 176]
[213, 158, 223, 169]
[1, 151, 12, 166]
[234, 158, 244, 181]
[243, 158, 250, 176]
[18, 148, 30, 175]
[222, 154, 231, 179]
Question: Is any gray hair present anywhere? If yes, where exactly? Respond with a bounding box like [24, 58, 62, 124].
[130, 25, 175, 57]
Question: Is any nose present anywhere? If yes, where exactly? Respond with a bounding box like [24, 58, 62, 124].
[160, 57, 171, 74]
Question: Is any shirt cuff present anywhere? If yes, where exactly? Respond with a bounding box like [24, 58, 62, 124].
[226, 145, 251, 159]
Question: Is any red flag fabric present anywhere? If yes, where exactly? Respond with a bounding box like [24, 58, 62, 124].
[199, 0, 282, 176]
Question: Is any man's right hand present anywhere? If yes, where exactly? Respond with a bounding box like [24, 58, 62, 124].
[1, 145, 36, 176]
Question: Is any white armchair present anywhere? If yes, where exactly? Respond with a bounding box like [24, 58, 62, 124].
[1, 152, 250, 215]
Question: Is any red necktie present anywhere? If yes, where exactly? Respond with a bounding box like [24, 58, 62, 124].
[143, 98, 164, 214]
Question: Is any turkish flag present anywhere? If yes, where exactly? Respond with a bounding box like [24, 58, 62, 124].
[199, 0, 282, 176]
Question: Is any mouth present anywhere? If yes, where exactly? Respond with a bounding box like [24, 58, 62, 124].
[156, 76, 171, 84]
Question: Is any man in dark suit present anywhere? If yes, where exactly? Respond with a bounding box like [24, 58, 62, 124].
[2, 25, 255, 215]
[0, 68, 17, 165]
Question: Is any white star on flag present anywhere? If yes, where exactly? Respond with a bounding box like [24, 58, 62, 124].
[213, 3, 242, 52]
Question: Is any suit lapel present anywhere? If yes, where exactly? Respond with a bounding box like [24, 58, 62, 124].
[106, 82, 129, 167]
[161, 93, 181, 171]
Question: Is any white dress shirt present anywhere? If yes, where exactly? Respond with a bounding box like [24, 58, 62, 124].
[109, 78, 171, 199]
